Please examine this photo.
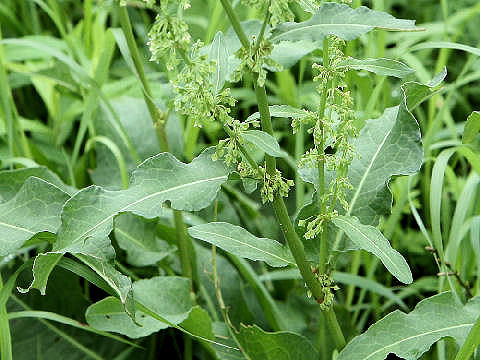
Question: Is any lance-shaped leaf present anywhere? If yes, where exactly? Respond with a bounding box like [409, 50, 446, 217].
[337, 57, 414, 78]
[338, 292, 480, 360]
[300, 94, 423, 225]
[246, 105, 310, 122]
[240, 130, 286, 157]
[271, 2, 420, 43]
[0, 167, 75, 202]
[188, 222, 294, 267]
[236, 325, 318, 360]
[86, 276, 192, 338]
[0, 177, 69, 256]
[54, 149, 229, 254]
[207, 31, 230, 93]
[332, 216, 412, 284]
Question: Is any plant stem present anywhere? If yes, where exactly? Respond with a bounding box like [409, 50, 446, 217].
[219, 0, 346, 349]
[325, 308, 346, 349]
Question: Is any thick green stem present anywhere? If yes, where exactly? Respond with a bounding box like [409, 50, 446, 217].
[0, 274, 12, 360]
[325, 308, 346, 349]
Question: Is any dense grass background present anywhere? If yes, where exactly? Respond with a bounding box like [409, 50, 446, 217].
[0, 0, 479, 359]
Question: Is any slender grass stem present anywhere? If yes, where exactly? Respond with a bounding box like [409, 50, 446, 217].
[0, 274, 12, 360]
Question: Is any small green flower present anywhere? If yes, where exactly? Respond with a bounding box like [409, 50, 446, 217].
[260, 167, 294, 203]
[241, 0, 294, 26]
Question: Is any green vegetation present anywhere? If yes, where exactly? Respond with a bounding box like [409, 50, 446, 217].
[1, 0, 480, 359]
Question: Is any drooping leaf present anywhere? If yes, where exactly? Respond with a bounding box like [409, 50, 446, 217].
[462, 111, 480, 144]
[180, 306, 215, 340]
[402, 67, 447, 110]
[0, 167, 75, 202]
[337, 57, 414, 78]
[300, 94, 423, 225]
[86, 296, 166, 338]
[55, 149, 229, 254]
[246, 105, 310, 122]
[0, 177, 69, 256]
[188, 222, 294, 267]
[114, 213, 175, 267]
[236, 325, 318, 360]
[338, 292, 480, 360]
[332, 215, 412, 284]
[240, 130, 286, 157]
[271, 3, 419, 43]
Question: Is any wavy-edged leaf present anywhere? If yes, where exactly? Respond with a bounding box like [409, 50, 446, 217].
[463, 111, 480, 144]
[338, 292, 480, 360]
[337, 57, 414, 78]
[271, 2, 420, 43]
[332, 216, 412, 284]
[300, 93, 423, 225]
[0, 166, 75, 202]
[246, 105, 310, 122]
[236, 325, 318, 360]
[0, 177, 69, 256]
[240, 130, 286, 157]
[55, 149, 228, 254]
[188, 222, 294, 267]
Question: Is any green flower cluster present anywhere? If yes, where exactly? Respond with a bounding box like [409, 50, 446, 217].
[298, 36, 358, 239]
[232, 36, 282, 87]
[146, 1, 191, 70]
[173, 41, 236, 128]
[261, 167, 294, 203]
[241, 0, 293, 26]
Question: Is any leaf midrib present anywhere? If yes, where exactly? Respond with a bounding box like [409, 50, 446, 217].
[361, 323, 472, 360]
[66, 176, 227, 246]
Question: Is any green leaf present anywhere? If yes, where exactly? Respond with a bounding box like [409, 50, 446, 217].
[402, 67, 447, 110]
[338, 292, 480, 360]
[240, 130, 286, 157]
[236, 325, 318, 360]
[207, 31, 230, 93]
[462, 111, 480, 144]
[0, 177, 69, 256]
[454, 313, 480, 360]
[86, 296, 166, 338]
[55, 149, 228, 254]
[246, 105, 310, 122]
[411, 41, 480, 57]
[114, 213, 175, 267]
[332, 215, 412, 284]
[337, 57, 414, 78]
[271, 3, 420, 43]
[180, 306, 215, 340]
[0, 166, 75, 202]
[188, 222, 294, 267]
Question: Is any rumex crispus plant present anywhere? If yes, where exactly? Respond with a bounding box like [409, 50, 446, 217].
[1, 0, 480, 359]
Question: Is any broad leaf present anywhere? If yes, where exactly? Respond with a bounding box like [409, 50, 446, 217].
[332, 215, 412, 284]
[180, 306, 215, 340]
[236, 325, 318, 360]
[188, 222, 294, 267]
[55, 149, 228, 254]
[338, 292, 480, 360]
[114, 213, 174, 267]
[337, 57, 414, 78]
[240, 130, 286, 157]
[271, 2, 419, 43]
[462, 111, 480, 144]
[0, 177, 69, 256]
[300, 94, 423, 225]
[246, 105, 310, 122]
